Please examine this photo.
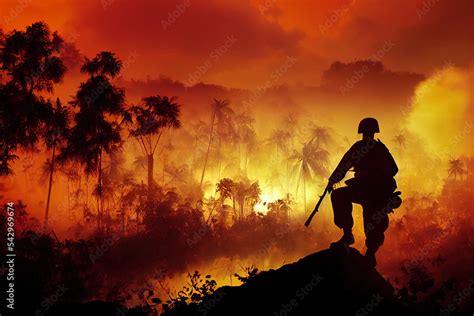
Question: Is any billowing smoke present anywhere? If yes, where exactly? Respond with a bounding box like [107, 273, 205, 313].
[400, 66, 473, 194]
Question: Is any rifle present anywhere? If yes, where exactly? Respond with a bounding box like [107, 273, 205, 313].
[304, 187, 328, 227]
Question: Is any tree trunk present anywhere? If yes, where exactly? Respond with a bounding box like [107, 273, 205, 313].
[232, 198, 236, 220]
[217, 137, 222, 179]
[162, 156, 166, 187]
[1, 141, 9, 175]
[286, 159, 290, 195]
[147, 153, 154, 205]
[44, 146, 56, 229]
[244, 144, 249, 176]
[67, 178, 71, 219]
[303, 176, 307, 216]
[200, 108, 217, 187]
[191, 137, 198, 179]
[137, 205, 140, 234]
[97, 148, 103, 232]
[238, 142, 241, 171]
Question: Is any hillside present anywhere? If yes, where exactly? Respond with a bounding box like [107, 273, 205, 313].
[164, 246, 414, 316]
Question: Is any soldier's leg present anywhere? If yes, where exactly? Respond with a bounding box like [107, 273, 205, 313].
[362, 203, 389, 267]
[331, 187, 355, 246]
[331, 187, 354, 229]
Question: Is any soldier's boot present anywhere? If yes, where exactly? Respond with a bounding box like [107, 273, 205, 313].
[330, 228, 354, 249]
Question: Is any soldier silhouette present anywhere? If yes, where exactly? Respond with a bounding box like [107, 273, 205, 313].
[327, 118, 399, 267]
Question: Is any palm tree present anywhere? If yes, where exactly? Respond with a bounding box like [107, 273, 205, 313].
[267, 129, 291, 193]
[232, 180, 261, 219]
[59, 51, 127, 231]
[393, 134, 406, 151]
[43, 98, 69, 229]
[283, 112, 298, 150]
[308, 124, 332, 149]
[448, 159, 466, 180]
[267, 129, 291, 160]
[133, 155, 148, 171]
[290, 141, 329, 215]
[234, 111, 256, 172]
[58, 162, 81, 219]
[189, 120, 208, 178]
[243, 181, 261, 216]
[200, 99, 233, 187]
[216, 178, 235, 210]
[0, 22, 66, 175]
[215, 102, 236, 179]
[130, 95, 181, 206]
[266, 169, 284, 197]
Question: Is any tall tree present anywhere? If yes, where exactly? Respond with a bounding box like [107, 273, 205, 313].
[234, 111, 256, 173]
[448, 159, 466, 180]
[393, 134, 407, 151]
[267, 129, 291, 193]
[283, 112, 298, 150]
[43, 98, 69, 229]
[59, 51, 127, 231]
[200, 99, 233, 187]
[216, 178, 236, 216]
[290, 141, 329, 215]
[189, 120, 208, 178]
[130, 95, 181, 206]
[267, 129, 291, 160]
[0, 22, 66, 175]
[308, 124, 332, 149]
[231, 180, 261, 220]
[1, 22, 65, 93]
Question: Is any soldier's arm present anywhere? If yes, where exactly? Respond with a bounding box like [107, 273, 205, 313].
[379, 141, 398, 177]
[328, 144, 356, 185]
[387, 150, 398, 177]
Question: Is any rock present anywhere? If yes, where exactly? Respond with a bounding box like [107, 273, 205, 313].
[167, 247, 406, 316]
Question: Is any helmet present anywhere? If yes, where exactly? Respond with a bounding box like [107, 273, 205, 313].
[358, 117, 379, 134]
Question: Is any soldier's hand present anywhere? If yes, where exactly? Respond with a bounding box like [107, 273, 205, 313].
[326, 183, 333, 193]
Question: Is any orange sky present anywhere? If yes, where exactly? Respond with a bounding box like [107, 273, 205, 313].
[1, 0, 472, 89]
[1, 0, 473, 238]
